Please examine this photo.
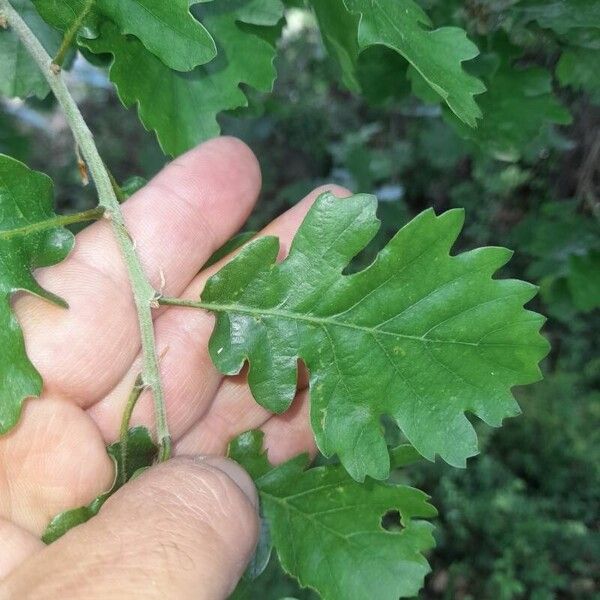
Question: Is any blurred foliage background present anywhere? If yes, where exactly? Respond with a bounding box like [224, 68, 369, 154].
[1, 2, 599, 599]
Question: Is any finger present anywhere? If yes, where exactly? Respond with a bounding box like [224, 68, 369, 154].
[15, 137, 261, 406]
[260, 388, 318, 464]
[90, 185, 351, 444]
[174, 361, 309, 457]
[0, 398, 114, 535]
[2, 457, 258, 600]
[0, 519, 44, 580]
[176, 386, 317, 466]
[174, 368, 273, 456]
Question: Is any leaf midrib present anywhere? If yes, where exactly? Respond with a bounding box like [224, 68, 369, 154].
[194, 300, 545, 349]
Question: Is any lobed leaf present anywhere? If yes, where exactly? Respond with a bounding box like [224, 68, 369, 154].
[512, 200, 600, 316]
[311, 0, 486, 127]
[202, 193, 549, 481]
[30, 0, 100, 32]
[82, 0, 284, 156]
[97, 0, 216, 71]
[230, 430, 436, 600]
[0, 155, 73, 434]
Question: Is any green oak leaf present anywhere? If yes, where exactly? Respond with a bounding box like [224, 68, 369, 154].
[0, 155, 74, 434]
[42, 426, 157, 543]
[230, 430, 436, 600]
[200, 193, 549, 481]
[447, 62, 572, 161]
[31, 0, 216, 71]
[0, 0, 64, 99]
[82, 0, 283, 156]
[316, 0, 486, 126]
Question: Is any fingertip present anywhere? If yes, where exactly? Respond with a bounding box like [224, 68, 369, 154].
[162, 136, 262, 213]
[308, 182, 353, 201]
[195, 456, 259, 510]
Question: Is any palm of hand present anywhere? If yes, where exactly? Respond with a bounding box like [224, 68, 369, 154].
[0, 139, 332, 577]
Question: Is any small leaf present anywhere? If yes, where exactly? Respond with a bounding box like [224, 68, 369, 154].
[42, 427, 157, 543]
[202, 193, 549, 481]
[0, 155, 74, 433]
[311, 0, 486, 127]
[120, 175, 148, 200]
[82, 0, 284, 155]
[230, 431, 437, 600]
[244, 515, 273, 581]
[0, 0, 64, 99]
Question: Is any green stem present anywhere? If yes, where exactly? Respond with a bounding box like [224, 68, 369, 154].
[1, 0, 171, 461]
[0, 206, 104, 240]
[52, 0, 94, 68]
[119, 374, 145, 486]
[159, 297, 210, 309]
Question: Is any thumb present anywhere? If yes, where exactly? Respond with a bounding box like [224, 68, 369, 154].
[2, 457, 259, 599]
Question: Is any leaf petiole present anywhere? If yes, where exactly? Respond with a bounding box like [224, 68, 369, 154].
[51, 0, 94, 68]
[0, 206, 104, 240]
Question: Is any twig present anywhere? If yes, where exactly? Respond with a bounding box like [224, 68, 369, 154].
[1, 0, 171, 461]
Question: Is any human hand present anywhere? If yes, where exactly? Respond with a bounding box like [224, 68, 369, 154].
[0, 137, 348, 598]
